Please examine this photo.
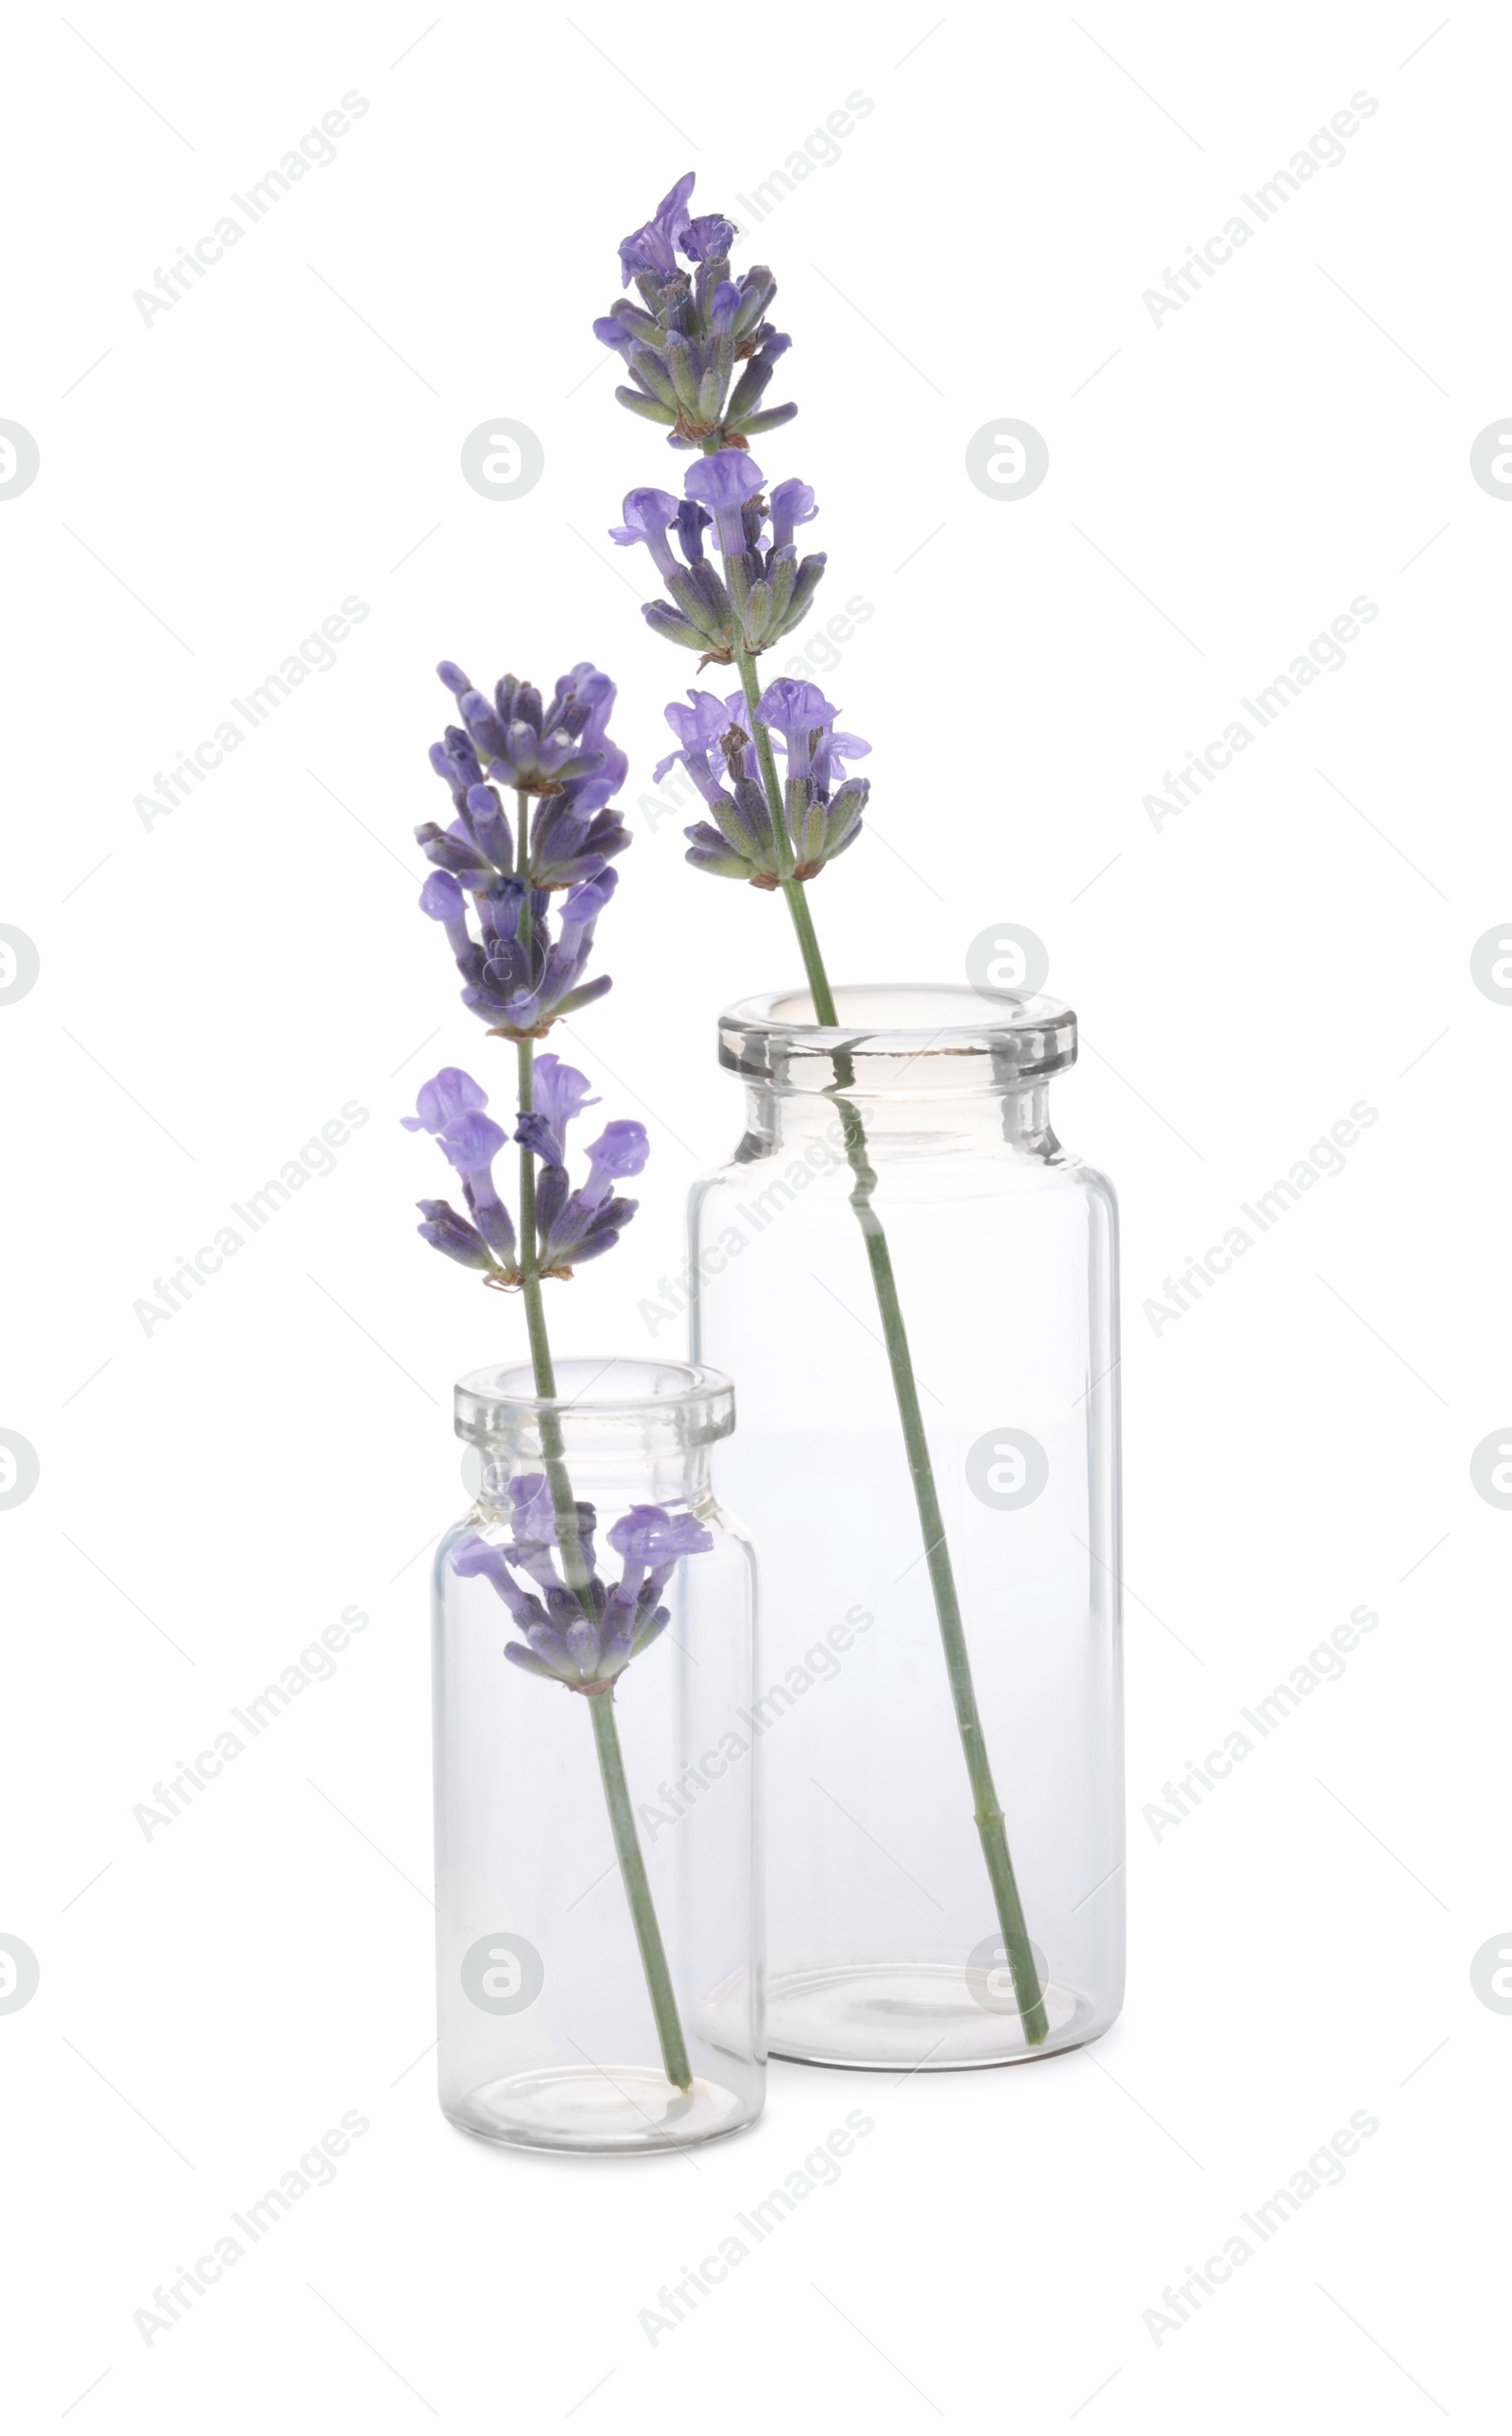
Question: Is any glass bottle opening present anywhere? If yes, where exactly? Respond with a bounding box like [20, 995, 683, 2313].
[455, 1357, 735, 1456]
[718, 983, 1076, 1096]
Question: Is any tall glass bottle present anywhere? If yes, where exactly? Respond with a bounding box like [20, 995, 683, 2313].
[688, 986, 1122, 2067]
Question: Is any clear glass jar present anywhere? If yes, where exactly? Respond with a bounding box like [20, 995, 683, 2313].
[688, 985, 1123, 2068]
[433, 1356, 762, 2151]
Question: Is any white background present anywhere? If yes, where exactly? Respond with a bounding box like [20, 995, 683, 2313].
[3, 0, 1506, 2426]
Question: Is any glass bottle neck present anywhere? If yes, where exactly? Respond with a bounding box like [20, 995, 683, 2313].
[716, 984, 1075, 1161]
[455, 1359, 732, 1512]
[737, 1077, 1057, 1158]
[473, 1435, 716, 1513]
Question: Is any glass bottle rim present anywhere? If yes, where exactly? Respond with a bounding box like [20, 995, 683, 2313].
[455, 1356, 734, 1449]
[718, 982, 1076, 1089]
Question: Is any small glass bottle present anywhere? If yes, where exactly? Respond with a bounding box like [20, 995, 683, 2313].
[433, 1356, 762, 2151]
[688, 985, 1123, 2068]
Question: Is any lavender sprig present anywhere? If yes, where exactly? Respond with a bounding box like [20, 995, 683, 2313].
[416, 660, 629, 1035]
[596, 176, 1050, 2048]
[405, 654, 696, 2088]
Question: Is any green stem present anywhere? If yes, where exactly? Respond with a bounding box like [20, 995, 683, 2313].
[728, 635, 1048, 2046]
[835, 1106, 1047, 2045]
[509, 791, 693, 2089]
[731, 643, 836, 1017]
[781, 873, 838, 1025]
[732, 648, 795, 881]
[588, 1692, 692, 2091]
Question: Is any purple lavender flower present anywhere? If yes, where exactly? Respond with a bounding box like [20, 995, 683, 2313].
[438, 1105, 507, 1174]
[416, 872, 475, 965]
[505, 1472, 579, 1546]
[769, 478, 818, 553]
[651, 688, 737, 798]
[515, 1063, 649, 1275]
[416, 1198, 495, 1271]
[753, 677, 869, 881]
[436, 1105, 518, 1268]
[683, 212, 737, 264]
[428, 732, 513, 866]
[753, 681, 835, 783]
[599, 174, 795, 451]
[537, 1180, 644, 1273]
[532, 869, 618, 1028]
[401, 1065, 489, 1136]
[813, 725, 869, 791]
[452, 1486, 712, 1690]
[519, 1053, 599, 1165]
[684, 452, 766, 560]
[677, 498, 711, 562]
[618, 172, 696, 286]
[609, 488, 682, 585]
[608, 1505, 713, 1578]
[754, 680, 871, 788]
[650, 686, 781, 882]
[404, 1071, 520, 1282]
[581, 1120, 650, 1203]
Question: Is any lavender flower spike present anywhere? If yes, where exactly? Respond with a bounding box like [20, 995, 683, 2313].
[439, 663, 623, 800]
[660, 679, 867, 889]
[600, 173, 795, 451]
[422, 838, 619, 1035]
[414, 652, 623, 1032]
[421, 662, 628, 897]
[624, 463, 829, 664]
[453, 1491, 711, 1691]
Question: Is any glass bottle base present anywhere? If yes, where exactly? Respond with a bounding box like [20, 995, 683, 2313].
[442, 2065, 759, 2155]
[765, 1959, 1112, 2069]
